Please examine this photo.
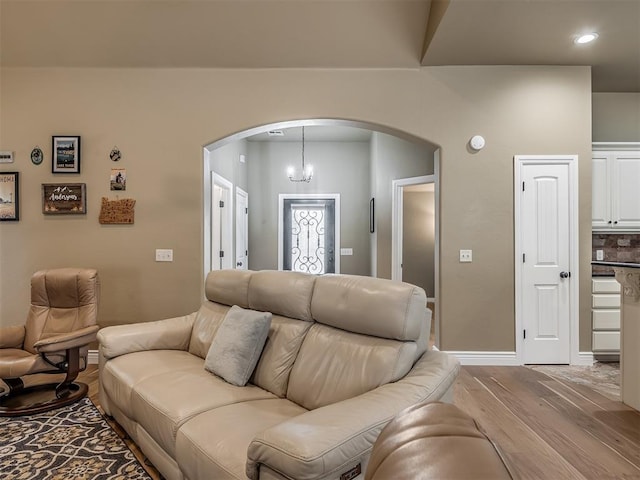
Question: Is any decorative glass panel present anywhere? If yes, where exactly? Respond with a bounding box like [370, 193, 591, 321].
[291, 205, 325, 274]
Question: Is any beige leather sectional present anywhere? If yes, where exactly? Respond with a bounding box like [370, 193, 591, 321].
[97, 270, 460, 480]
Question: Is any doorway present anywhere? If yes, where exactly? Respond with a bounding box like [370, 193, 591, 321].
[278, 194, 340, 274]
[235, 187, 249, 270]
[211, 172, 233, 271]
[515, 155, 579, 364]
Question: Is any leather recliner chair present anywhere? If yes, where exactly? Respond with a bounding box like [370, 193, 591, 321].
[366, 402, 515, 480]
[0, 268, 100, 416]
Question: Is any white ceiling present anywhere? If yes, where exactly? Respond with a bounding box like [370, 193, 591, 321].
[1, 0, 638, 92]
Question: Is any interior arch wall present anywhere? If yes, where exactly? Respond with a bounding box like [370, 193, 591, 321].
[0, 66, 592, 353]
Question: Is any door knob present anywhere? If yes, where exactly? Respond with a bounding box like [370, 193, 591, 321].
[560, 271, 571, 279]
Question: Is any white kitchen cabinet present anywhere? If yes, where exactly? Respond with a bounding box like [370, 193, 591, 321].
[592, 144, 640, 231]
[592, 277, 620, 355]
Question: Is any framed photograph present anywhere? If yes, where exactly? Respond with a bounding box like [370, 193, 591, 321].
[0, 172, 19, 221]
[52, 136, 81, 173]
[110, 168, 126, 191]
[42, 183, 86, 215]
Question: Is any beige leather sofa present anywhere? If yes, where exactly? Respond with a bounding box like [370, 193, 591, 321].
[98, 270, 460, 480]
[365, 402, 514, 479]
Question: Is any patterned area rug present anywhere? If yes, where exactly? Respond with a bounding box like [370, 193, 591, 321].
[0, 397, 152, 480]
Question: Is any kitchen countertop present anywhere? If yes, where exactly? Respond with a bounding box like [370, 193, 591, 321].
[592, 261, 640, 269]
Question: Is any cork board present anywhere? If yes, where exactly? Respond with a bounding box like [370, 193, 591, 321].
[99, 197, 135, 224]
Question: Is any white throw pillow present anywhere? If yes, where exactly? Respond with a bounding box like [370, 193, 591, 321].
[204, 305, 272, 386]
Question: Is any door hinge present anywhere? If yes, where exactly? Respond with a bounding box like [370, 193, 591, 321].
[219, 250, 224, 258]
[523, 329, 527, 339]
[522, 181, 525, 192]
[523, 253, 525, 263]
[245, 207, 248, 214]
[219, 200, 224, 208]
[245, 250, 248, 256]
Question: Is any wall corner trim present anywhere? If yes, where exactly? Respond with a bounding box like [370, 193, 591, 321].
[88, 349, 99, 365]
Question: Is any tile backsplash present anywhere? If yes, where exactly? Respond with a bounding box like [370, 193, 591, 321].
[592, 233, 640, 275]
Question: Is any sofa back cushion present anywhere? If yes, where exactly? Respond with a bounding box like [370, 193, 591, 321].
[311, 274, 427, 341]
[188, 302, 230, 358]
[248, 270, 316, 321]
[251, 314, 313, 397]
[205, 269, 252, 308]
[287, 324, 417, 410]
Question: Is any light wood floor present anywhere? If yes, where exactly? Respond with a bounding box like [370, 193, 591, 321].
[77, 364, 640, 480]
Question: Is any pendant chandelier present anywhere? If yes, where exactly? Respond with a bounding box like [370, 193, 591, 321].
[287, 126, 313, 183]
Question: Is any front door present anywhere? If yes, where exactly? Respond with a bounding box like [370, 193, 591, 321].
[517, 156, 577, 364]
[280, 196, 338, 274]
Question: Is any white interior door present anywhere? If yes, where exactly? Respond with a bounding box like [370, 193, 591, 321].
[517, 157, 576, 364]
[236, 188, 249, 270]
[211, 173, 233, 270]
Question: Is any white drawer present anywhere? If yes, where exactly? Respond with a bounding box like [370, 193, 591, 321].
[592, 309, 621, 330]
[592, 331, 620, 352]
[592, 294, 621, 308]
[592, 278, 621, 293]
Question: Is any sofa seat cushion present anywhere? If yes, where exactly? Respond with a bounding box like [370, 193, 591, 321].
[176, 398, 307, 480]
[101, 349, 204, 412]
[131, 365, 277, 459]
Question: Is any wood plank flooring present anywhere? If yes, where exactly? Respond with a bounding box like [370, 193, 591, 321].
[455, 366, 640, 480]
[75, 364, 640, 480]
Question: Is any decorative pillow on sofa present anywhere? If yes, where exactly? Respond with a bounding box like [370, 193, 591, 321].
[204, 305, 272, 387]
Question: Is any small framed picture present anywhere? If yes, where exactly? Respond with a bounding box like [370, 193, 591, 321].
[110, 168, 126, 191]
[42, 183, 86, 214]
[0, 172, 19, 221]
[52, 136, 81, 173]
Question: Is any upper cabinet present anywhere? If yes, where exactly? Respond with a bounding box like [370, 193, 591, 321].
[592, 143, 640, 231]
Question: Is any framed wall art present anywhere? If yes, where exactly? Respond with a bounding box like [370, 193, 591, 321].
[0, 172, 19, 221]
[52, 136, 81, 173]
[42, 183, 86, 214]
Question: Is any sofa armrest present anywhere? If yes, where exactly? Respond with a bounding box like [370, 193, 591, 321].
[0, 325, 25, 348]
[246, 350, 460, 480]
[97, 313, 196, 359]
[34, 325, 99, 353]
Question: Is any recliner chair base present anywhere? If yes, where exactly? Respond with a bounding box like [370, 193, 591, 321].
[0, 382, 89, 417]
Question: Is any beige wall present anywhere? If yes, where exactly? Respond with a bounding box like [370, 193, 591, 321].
[403, 190, 435, 297]
[592, 93, 640, 142]
[0, 66, 592, 352]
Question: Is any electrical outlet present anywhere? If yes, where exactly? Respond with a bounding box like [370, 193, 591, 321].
[459, 249, 472, 263]
[155, 249, 173, 262]
[596, 249, 604, 261]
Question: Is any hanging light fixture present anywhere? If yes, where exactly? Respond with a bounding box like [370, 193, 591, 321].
[287, 126, 313, 183]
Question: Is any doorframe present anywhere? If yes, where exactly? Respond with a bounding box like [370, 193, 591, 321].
[235, 186, 249, 270]
[391, 163, 439, 348]
[211, 172, 234, 271]
[278, 193, 341, 274]
[514, 155, 580, 365]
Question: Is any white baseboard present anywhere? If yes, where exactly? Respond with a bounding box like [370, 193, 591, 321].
[447, 350, 596, 366]
[446, 351, 520, 366]
[574, 351, 595, 366]
[88, 349, 99, 365]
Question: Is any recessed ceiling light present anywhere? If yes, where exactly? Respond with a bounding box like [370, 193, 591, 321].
[575, 33, 599, 44]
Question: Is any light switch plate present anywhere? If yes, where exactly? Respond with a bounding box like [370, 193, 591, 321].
[340, 248, 353, 256]
[596, 249, 604, 261]
[459, 249, 472, 262]
[155, 249, 173, 262]
[0, 151, 14, 163]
